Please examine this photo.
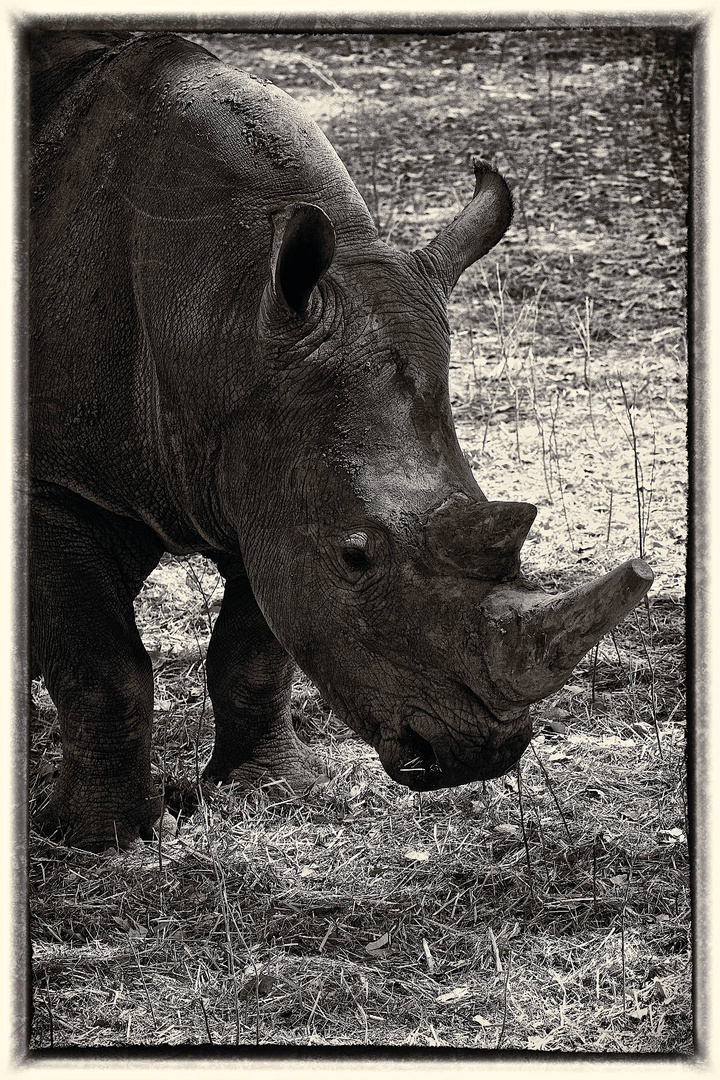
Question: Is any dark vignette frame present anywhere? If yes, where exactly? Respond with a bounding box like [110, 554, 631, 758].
[12, 7, 702, 1072]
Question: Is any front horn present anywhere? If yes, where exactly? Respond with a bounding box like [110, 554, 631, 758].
[477, 558, 654, 716]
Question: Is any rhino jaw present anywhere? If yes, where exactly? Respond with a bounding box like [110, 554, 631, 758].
[391, 720, 533, 792]
[477, 557, 654, 715]
[375, 688, 534, 792]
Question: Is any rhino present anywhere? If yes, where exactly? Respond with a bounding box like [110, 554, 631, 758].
[29, 31, 653, 850]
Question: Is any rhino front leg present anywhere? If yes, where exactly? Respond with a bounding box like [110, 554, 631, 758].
[204, 560, 325, 792]
[31, 488, 164, 850]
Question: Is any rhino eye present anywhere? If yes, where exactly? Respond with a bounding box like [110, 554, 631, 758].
[341, 533, 370, 573]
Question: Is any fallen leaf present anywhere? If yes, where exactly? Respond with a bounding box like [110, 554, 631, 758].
[436, 986, 470, 1003]
[545, 720, 569, 735]
[472, 1013, 491, 1027]
[405, 849, 430, 862]
[590, 700, 610, 715]
[658, 829, 686, 845]
[237, 973, 276, 1001]
[544, 706, 571, 721]
[153, 810, 178, 840]
[627, 1006, 649, 1020]
[366, 931, 391, 954]
[492, 824, 522, 840]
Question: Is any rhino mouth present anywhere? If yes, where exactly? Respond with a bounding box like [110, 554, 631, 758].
[382, 686, 532, 792]
[396, 726, 444, 787]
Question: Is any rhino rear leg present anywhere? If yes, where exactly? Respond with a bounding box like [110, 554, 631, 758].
[204, 561, 326, 793]
[31, 488, 164, 850]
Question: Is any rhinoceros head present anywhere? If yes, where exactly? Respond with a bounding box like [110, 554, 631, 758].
[235, 161, 653, 790]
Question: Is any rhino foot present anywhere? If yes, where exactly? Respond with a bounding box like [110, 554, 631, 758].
[37, 781, 163, 853]
[204, 729, 328, 795]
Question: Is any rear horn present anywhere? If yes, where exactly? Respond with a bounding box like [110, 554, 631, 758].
[418, 159, 514, 295]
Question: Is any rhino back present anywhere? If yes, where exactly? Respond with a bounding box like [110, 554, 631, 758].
[30, 33, 375, 551]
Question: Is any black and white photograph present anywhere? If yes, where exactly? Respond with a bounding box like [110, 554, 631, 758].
[20, 8, 696, 1060]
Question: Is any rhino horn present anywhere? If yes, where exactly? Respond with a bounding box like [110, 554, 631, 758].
[478, 558, 654, 715]
[425, 495, 537, 577]
[419, 158, 513, 295]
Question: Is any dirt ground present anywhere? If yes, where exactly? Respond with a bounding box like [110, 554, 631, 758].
[29, 29, 690, 1054]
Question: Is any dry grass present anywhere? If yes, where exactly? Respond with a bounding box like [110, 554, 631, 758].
[27, 28, 689, 1054]
[29, 558, 689, 1051]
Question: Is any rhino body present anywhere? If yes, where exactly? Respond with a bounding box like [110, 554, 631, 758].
[29, 32, 652, 850]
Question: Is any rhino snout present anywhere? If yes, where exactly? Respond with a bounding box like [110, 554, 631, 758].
[381, 697, 533, 792]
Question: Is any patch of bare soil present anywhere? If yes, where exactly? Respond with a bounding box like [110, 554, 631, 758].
[29, 30, 690, 1053]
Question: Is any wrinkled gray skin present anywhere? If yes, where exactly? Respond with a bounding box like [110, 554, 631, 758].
[29, 32, 653, 851]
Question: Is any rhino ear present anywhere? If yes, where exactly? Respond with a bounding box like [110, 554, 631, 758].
[419, 159, 513, 296]
[271, 203, 336, 316]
